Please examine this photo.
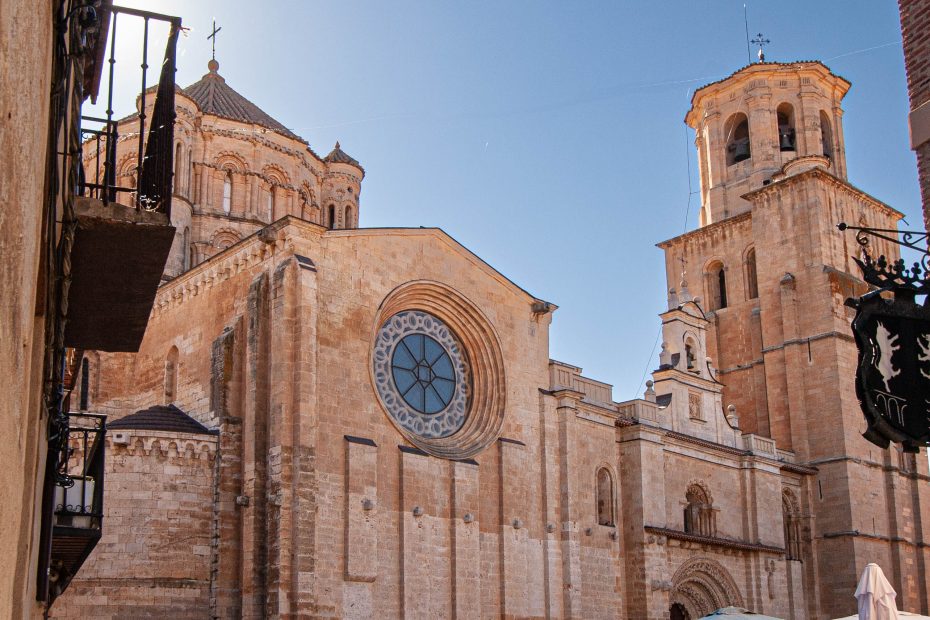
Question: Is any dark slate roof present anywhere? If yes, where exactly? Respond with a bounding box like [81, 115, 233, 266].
[182, 60, 304, 142]
[108, 404, 218, 435]
[323, 141, 363, 170]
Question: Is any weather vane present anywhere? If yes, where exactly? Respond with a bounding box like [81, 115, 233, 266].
[208, 19, 222, 60]
[751, 32, 770, 62]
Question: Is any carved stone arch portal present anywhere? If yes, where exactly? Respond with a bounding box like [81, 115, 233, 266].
[672, 557, 744, 618]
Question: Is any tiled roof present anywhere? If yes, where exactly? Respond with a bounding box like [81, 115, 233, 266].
[323, 141, 363, 170]
[109, 404, 217, 435]
[182, 60, 304, 142]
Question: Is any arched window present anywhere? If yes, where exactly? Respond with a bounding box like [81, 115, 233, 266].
[80, 357, 90, 411]
[783, 490, 802, 561]
[174, 143, 183, 192]
[706, 262, 727, 310]
[328, 204, 336, 229]
[182, 227, 190, 271]
[596, 468, 615, 526]
[684, 484, 715, 537]
[776, 103, 796, 152]
[222, 171, 232, 214]
[164, 346, 179, 404]
[745, 248, 758, 299]
[345, 205, 353, 228]
[266, 188, 275, 221]
[187, 149, 193, 194]
[820, 110, 834, 159]
[724, 112, 751, 165]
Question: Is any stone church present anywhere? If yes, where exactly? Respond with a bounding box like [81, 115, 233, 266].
[53, 57, 929, 619]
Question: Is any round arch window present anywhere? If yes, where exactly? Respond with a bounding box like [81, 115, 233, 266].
[373, 310, 471, 439]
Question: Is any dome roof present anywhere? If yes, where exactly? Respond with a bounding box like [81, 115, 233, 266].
[323, 141, 363, 170]
[182, 60, 304, 142]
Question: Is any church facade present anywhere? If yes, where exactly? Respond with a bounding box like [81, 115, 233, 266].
[53, 59, 929, 619]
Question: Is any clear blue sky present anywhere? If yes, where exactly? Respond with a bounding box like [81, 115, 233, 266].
[99, 1, 921, 400]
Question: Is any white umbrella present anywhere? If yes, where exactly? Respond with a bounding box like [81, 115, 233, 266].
[855, 563, 899, 620]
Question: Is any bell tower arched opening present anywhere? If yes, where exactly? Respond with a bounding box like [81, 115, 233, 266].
[724, 113, 751, 166]
[777, 103, 796, 152]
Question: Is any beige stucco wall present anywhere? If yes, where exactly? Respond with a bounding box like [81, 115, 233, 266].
[0, 1, 54, 617]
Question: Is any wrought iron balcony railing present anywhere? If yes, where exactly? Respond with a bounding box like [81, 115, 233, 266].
[80, 5, 181, 216]
[42, 411, 107, 603]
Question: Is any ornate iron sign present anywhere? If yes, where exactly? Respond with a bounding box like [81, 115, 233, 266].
[839, 223, 930, 452]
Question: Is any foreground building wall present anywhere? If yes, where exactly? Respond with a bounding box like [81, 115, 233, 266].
[0, 0, 54, 616]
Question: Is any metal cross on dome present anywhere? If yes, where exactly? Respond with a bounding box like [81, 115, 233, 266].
[208, 19, 222, 60]
[751, 32, 770, 62]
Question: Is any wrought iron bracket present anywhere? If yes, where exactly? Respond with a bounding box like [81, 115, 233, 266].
[837, 222, 930, 297]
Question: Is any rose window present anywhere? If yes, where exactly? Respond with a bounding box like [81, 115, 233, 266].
[373, 310, 471, 438]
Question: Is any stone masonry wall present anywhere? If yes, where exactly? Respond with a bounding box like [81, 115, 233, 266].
[51, 431, 217, 619]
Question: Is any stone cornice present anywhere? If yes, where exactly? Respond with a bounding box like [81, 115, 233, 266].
[152, 217, 324, 316]
[645, 525, 786, 555]
[106, 430, 217, 460]
[741, 166, 904, 221]
[657, 211, 752, 249]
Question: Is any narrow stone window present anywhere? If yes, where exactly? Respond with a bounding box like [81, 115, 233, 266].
[745, 248, 758, 299]
[174, 142, 183, 192]
[165, 346, 179, 404]
[328, 204, 336, 229]
[776, 103, 796, 152]
[222, 171, 232, 214]
[820, 110, 834, 159]
[345, 205, 353, 228]
[596, 468, 615, 526]
[783, 490, 802, 561]
[706, 262, 727, 310]
[266, 188, 275, 221]
[724, 112, 751, 165]
[684, 484, 715, 536]
[182, 227, 190, 271]
[80, 357, 90, 411]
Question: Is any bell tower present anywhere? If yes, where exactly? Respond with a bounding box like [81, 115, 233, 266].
[686, 62, 850, 225]
[659, 60, 930, 618]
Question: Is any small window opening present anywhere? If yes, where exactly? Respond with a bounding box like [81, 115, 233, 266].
[345, 205, 353, 228]
[820, 111, 834, 159]
[165, 346, 179, 404]
[79, 357, 90, 411]
[182, 227, 190, 271]
[777, 103, 796, 152]
[328, 204, 336, 229]
[746, 248, 758, 299]
[596, 468, 615, 526]
[174, 143, 183, 191]
[707, 262, 728, 310]
[222, 171, 232, 214]
[725, 113, 751, 165]
[685, 343, 696, 371]
[266, 188, 275, 221]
